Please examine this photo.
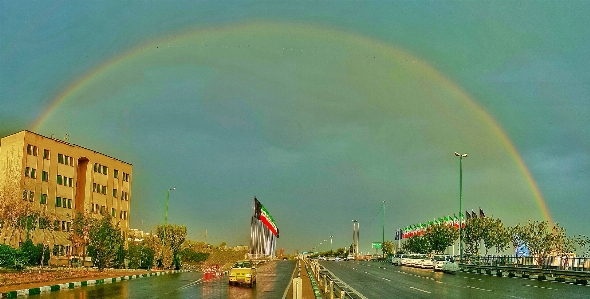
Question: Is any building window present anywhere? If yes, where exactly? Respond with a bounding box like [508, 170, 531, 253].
[25, 167, 30, 177]
[29, 191, 34, 201]
[98, 164, 102, 173]
[113, 189, 117, 198]
[42, 171, 48, 181]
[40, 194, 47, 204]
[54, 220, 60, 231]
[56, 197, 62, 207]
[68, 177, 73, 187]
[67, 198, 72, 209]
[101, 185, 106, 195]
[58, 154, 64, 164]
[22, 190, 27, 200]
[102, 166, 108, 175]
[64, 156, 69, 165]
[57, 175, 62, 185]
[43, 149, 50, 160]
[114, 169, 118, 179]
[66, 222, 71, 232]
[61, 221, 66, 231]
[27, 144, 38, 156]
[111, 208, 115, 217]
[30, 168, 36, 179]
[100, 206, 105, 214]
[62, 198, 67, 208]
[92, 183, 97, 192]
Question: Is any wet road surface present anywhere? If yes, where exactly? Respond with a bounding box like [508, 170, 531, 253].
[32, 260, 296, 299]
[321, 260, 590, 299]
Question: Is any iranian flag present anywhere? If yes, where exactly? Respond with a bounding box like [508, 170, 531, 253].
[255, 198, 280, 237]
[453, 215, 460, 229]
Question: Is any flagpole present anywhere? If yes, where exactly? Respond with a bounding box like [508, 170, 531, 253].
[454, 152, 467, 263]
[382, 200, 385, 258]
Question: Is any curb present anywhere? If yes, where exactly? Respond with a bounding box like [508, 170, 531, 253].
[304, 263, 323, 299]
[1, 270, 189, 298]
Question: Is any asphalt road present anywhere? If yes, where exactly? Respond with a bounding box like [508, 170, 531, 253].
[32, 260, 296, 299]
[320, 260, 590, 299]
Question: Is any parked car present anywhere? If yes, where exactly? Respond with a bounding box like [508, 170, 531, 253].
[391, 254, 403, 266]
[401, 254, 416, 266]
[419, 255, 434, 269]
[433, 255, 453, 271]
[228, 260, 257, 287]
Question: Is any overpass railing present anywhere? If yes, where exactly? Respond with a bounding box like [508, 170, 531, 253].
[305, 259, 365, 299]
[463, 255, 590, 272]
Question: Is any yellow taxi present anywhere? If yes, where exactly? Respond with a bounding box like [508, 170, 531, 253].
[228, 260, 257, 287]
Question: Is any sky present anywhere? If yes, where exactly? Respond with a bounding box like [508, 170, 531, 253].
[1, 1, 589, 254]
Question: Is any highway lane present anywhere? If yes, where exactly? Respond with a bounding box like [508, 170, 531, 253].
[320, 260, 590, 299]
[32, 260, 296, 299]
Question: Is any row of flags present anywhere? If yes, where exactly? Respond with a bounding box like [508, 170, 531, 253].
[394, 208, 485, 240]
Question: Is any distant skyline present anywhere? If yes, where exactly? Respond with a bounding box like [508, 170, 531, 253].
[1, 1, 589, 253]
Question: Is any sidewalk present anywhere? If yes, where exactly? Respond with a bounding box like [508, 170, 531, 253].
[285, 259, 321, 299]
[0, 269, 182, 298]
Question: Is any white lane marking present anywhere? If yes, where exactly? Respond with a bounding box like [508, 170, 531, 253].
[409, 286, 431, 294]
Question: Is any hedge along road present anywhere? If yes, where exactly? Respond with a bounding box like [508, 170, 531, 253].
[320, 260, 590, 299]
[29, 261, 296, 299]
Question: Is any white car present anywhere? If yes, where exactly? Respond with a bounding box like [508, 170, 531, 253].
[407, 255, 421, 267]
[419, 255, 434, 269]
[391, 254, 403, 266]
[401, 255, 413, 266]
[433, 255, 452, 271]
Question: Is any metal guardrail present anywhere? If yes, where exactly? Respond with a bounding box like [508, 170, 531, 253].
[464, 255, 590, 272]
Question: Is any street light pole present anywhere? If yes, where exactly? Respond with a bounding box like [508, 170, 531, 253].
[454, 152, 467, 263]
[330, 236, 333, 253]
[382, 200, 385, 258]
[163, 187, 176, 255]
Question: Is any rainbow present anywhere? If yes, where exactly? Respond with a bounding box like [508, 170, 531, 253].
[31, 22, 552, 225]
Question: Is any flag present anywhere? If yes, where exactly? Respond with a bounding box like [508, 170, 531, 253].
[453, 215, 460, 229]
[479, 208, 485, 218]
[461, 213, 466, 228]
[465, 211, 471, 220]
[254, 197, 279, 237]
[471, 210, 477, 219]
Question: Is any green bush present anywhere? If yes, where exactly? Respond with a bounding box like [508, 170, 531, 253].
[0, 244, 26, 270]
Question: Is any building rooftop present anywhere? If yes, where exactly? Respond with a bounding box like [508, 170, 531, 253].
[1, 130, 132, 165]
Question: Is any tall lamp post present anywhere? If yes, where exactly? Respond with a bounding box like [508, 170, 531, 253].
[382, 200, 385, 258]
[454, 152, 467, 263]
[163, 187, 176, 252]
[330, 235, 333, 253]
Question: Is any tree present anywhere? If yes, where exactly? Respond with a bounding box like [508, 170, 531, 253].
[156, 224, 186, 269]
[576, 235, 590, 257]
[88, 213, 124, 270]
[382, 241, 395, 256]
[335, 247, 346, 258]
[509, 224, 525, 257]
[403, 235, 430, 254]
[424, 223, 459, 254]
[463, 217, 485, 257]
[518, 220, 571, 267]
[481, 217, 510, 256]
[69, 211, 96, 266]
